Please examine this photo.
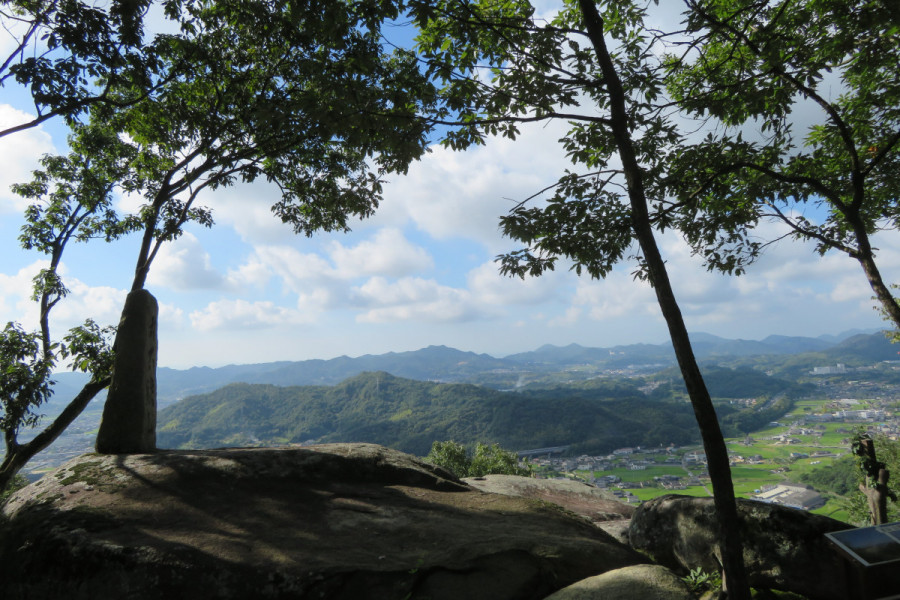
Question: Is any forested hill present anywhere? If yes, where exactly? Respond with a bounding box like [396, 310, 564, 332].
[157, 372, 702, 455]
[152, 330, 885, 403]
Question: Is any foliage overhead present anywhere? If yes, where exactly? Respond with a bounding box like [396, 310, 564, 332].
[405, 1, 763, 593]
[0, 0, 157, 137]
[2, 0, 438, 489]
[666, 0, 900, 330]
[407, 0, 752, 281]
[51, 0, 439, 294]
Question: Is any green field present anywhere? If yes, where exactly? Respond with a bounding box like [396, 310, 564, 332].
[568, 394, 868, 525]
[629, 486, 710, 501]
[593, 465, 687, 482]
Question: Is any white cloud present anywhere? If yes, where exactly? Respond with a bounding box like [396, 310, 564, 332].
[466, 260, 564, 306]
[147, 232, 228, 291]
[0, 260, 129, 332]
[229, 228, 436, 306]
[572, 272, 659, 321]
[189, 299, 311, 331]
[375, 120, 574, 251]
[252, 245, 338, 293]
[352, 276, 487, 323]
[548, 306, 582, 327]
[225, 259, 271, 290]
[156, 302, 186, 330]
[202, 182, 301, 245]
[329, 228, 433, 279]
[52, 280, 127, 329]
[0, 104, 56, 213]
[0, 261, 42, 322]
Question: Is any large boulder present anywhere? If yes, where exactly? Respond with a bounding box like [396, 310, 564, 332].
[0, 444, 648, 599]
[628, 494, 854, 600]
[464, 475, 635, 543]
[463, 474, 634, 523]
[543, 564, 694, 600]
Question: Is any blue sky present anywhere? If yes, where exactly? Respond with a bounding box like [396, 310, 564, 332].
[1, 4, 896, 369]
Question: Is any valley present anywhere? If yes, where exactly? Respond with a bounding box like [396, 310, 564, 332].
[12, 331, 900, 526]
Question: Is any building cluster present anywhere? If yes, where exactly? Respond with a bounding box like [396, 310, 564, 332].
[753, 483, 825, 511]
[527, 445, 683, 474]
[811, 364, 847, 375]
[803, 409, 887, 422]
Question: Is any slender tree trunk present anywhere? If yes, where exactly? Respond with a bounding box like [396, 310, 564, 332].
[577, 1, 749, 597]
[132, 215, 159, 292]
[850, 220, 900, 329]
[131, 181, 172, 293]
[0, 378, 109, 492]
[633, 220, 749, 598]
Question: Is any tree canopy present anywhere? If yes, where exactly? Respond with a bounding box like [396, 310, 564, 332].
[0, 0, 157, 137]
[408, 0, 751, 594]
[666, 0, 900, 330]
[1, 0, 438, 488]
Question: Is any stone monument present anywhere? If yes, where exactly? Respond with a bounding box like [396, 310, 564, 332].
[95, 289, 158, 454]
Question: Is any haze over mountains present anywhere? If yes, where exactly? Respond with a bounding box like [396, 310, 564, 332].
[24, 329, 896, 472]
[152, 329, 882, 400]
[47, 328, 888, 413]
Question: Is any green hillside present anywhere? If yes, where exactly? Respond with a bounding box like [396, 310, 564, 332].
[157, 371, 702, 455]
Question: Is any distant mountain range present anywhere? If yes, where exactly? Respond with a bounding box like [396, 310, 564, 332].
[50, 329, 893, 410]
[152, 329, 888, 402]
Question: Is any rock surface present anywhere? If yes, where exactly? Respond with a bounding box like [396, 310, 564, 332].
[629, 494, 853, 600]
[95, 288, 158, 453]
[1, 444, 648, 599]
[464, 474, 635, 544]
[543, 564, 694, 600]
[463, 474, 634, 524]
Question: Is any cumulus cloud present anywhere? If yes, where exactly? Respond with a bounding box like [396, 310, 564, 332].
[219, 228, 436, 306]
[225, 259, 272, 291]
[466, 260, 564, 306]
[147, 232, 228, 291]
[201, 182, 306, 245]
[52, 280, 127, 328]
[572, 272, 659, 321]
[155, 302, 186, 330]
[352, 276, 487, 323]
[0, 104, 56, 213]
[253, 245, 336, 291]
[0, 260, 130, 333]
[189, 299, 311, 331]
[375, 120, 574, 251]
[0, 261, 42, 322]
[329, 228, 433, 279]
[548, 306, 583, 327]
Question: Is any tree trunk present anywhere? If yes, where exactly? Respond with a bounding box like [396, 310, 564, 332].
[576, 1, 750, 597]
[0, 378, 109, 492]
[850, 219, 900, 330]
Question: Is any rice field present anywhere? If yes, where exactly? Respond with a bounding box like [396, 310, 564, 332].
[568, 393, 865, 524]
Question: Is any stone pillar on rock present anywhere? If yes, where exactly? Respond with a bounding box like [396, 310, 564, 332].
[95, 289, 158, 454]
